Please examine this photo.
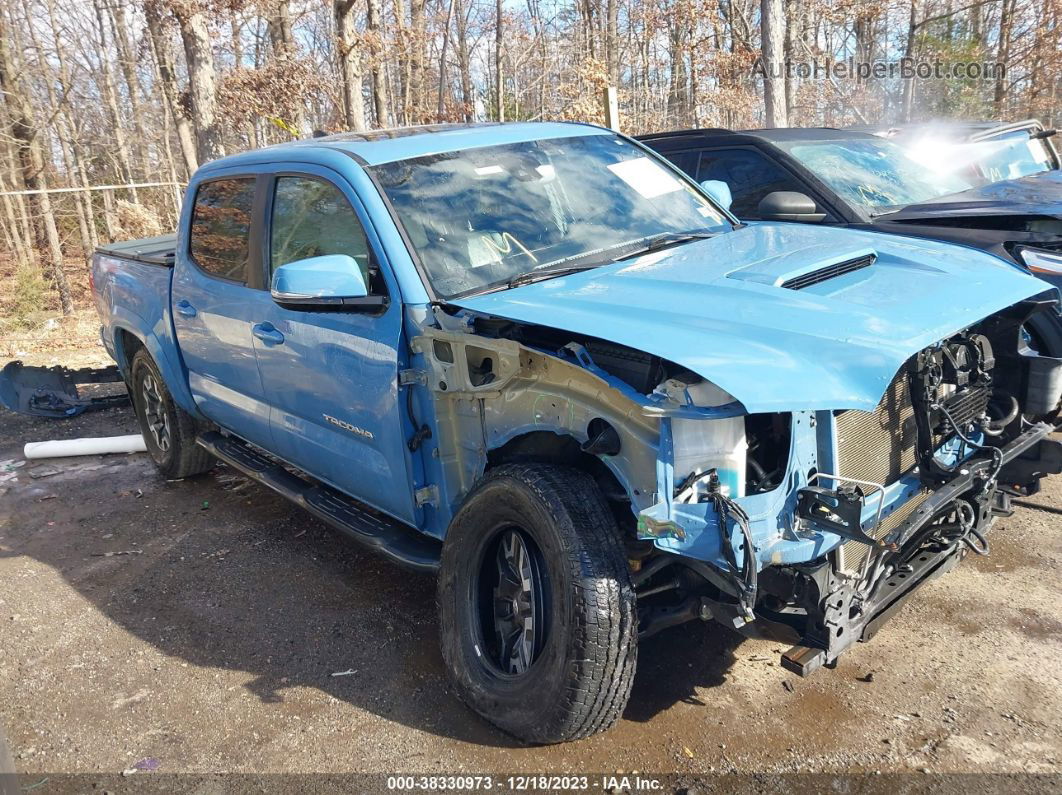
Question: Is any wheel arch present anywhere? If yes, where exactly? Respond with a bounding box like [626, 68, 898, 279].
[110, 321, 200, 417]
[485, 428, 639, 536]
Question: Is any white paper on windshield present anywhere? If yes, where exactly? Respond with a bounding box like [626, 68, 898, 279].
[607, 157, 683, 199]
[1027, 139, 1050, 165]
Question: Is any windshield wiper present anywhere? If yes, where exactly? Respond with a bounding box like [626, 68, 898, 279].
[610, 230, 716, 262]
[506, 262, 603, 289]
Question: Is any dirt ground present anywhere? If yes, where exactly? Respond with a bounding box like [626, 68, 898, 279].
[1, 388, 1061, 786]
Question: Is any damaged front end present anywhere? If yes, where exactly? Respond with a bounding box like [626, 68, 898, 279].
[631, 296, 1062, 671]
[416, 285, 1062, 675]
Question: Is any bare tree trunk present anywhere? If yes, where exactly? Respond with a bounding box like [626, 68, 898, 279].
[437, 0, 455, 119]
[0, 12, 74, 315]
[366, 0, 390, 126]
[495, 0, 504, 121]
[410, 0, 427, 123]
[783, 0, 799, 119]
[109, 1, 147, 161]
[455, 0, 474, 121]
[994, 0, 1014, 116]
[393, 0, 411, 124]
[266, 0, 306, 133]
[92, 0, 138, 202]
[760, 0, 787, 127]
[334, 0, 367, 131]
[666, 18, 689, 125]
[970, 1, 983, 49]
[900, 0, 921, 122]
[145, 0, 198, 175]
[173, 6, 225, 162]
[267, 0, 295, 52]
[46, 0, 98, 248]
[605, 0, 619, 86]
[0, 171, 31, 269]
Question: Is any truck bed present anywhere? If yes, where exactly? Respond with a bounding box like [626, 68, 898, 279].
[96, 233, 177, 266]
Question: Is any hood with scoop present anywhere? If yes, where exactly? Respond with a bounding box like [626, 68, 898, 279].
[452, 222, 1054, 413]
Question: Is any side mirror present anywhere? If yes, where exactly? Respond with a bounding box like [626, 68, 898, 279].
[270, 254, 386, 310]
[757, 191, 827, 223]
[699, 179, 733, 212]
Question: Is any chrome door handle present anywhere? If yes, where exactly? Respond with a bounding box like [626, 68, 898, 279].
[252, 322, 285, 345]
[175, 299, 197, 317]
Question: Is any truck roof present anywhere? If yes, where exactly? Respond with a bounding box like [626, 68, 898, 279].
[199, 121, 609, 171]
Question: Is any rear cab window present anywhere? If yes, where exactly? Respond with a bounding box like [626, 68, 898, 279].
[188, 178, 257, 282]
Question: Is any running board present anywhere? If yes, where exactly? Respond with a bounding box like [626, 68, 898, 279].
[196, 431, 440, 572]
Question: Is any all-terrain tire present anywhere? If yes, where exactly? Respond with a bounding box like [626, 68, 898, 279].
[130, 349, 215, 479]
[437, 463, 637, 744]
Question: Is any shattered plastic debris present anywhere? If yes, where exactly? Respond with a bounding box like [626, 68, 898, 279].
[122, 757, 160, 775]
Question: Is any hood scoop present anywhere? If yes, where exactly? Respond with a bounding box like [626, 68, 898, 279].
[780, 253, 876, 290]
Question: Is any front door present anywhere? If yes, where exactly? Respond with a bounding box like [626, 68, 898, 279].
[172, 173, 276, 449]
[251, 168, 416, 525]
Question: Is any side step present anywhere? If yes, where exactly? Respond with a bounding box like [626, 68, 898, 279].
[197, 431, 441, 572]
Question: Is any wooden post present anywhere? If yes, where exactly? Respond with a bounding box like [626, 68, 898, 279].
[603, 86, 620, 131]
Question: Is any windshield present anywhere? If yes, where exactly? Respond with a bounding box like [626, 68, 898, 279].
[935, 129, 1053, 185]
[775, 138, 973, 214]
[369, 134, 731, 298]
[887, 127, 1056, 188]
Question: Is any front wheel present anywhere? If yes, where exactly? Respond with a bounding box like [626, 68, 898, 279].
[437, 463, 637, 743]
[130, 349, 215, 479]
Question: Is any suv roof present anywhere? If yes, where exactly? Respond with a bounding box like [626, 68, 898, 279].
[637, 127, 879, 147]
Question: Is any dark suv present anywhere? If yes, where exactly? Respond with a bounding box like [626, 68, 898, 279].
[639, 127, 1062, 352]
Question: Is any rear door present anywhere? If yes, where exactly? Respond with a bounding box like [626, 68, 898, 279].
[251, 167, 416, 525]
[171, 172, 275, 449]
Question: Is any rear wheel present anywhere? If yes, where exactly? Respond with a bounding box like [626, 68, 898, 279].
[130, 349, 214, 479]
[437, 463, 637, 743]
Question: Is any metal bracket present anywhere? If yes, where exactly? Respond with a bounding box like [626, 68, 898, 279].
[414, 484, 439, 507]
[797, 485, 887, 547]
[399, 369, 427, 386]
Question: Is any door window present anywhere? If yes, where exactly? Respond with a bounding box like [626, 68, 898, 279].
[270, 176, 373, 287]
[695, 149, 806, 218]
[189, 178, 256, 282]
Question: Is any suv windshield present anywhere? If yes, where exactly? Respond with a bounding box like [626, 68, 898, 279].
[932, 129, 1053, 185]
[369, 134, 731, 298]
[775, 137, 973, 214]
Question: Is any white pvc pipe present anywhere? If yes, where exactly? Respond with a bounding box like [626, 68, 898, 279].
[24, 434, 147, 460]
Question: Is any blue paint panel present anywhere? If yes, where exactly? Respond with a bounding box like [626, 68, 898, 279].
[91, 254, 199, 417]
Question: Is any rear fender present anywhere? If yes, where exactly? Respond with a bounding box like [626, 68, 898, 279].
[110, 307, 199, 418]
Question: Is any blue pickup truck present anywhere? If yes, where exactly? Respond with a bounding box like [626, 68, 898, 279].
[92, 121, 1062, 743]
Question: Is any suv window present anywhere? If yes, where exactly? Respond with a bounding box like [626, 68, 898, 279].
[270, 177, 372, 285]
[695, 148, 806, 218]
[189, 178, 256, 282]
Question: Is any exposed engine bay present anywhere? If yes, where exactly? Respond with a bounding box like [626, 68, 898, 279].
[566, 298, 1062, 671]
[423, 294, 1062, 675]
